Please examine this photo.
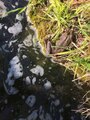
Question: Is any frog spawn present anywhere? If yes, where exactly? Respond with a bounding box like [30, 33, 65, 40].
[4, 56, 23, 95]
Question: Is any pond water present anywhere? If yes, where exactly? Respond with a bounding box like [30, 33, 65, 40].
[0, 0, 89, 120]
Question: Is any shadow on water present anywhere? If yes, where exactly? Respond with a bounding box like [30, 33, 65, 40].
[0, 0, 89, 120]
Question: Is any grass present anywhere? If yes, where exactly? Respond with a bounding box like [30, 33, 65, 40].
[26, 0, 90, 82]
[44, 0, 75, 41]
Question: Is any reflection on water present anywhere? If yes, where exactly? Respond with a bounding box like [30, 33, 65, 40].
[0, 0, 89, 120]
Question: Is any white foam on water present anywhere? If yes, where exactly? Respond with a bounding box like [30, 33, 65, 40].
[4, 26, 7, 29]
[9, 56, 23, 79]
[10, 56, 19, 65]
[39, 110, 52, 120]
[8, 22, 22, 36]
[9, 87, 19, 94]
[4, 56, 23, 95]
[15, 2, 18, 6]
[7, 79, 15, 86]
[30, 65, 44, 76]
[36, 57, 39, 60]
[8, 39, 17, 47]
[23, 34, 32, 47]
[45, 113, 52, 120]
[27, 110, 38, 120]
[4, 82, 19, 95]
[32, 77, 36, 85]
[22, 55, 27, 59]
[54, 99, 60, 106]
[18, 43, 26, 52]
[11, 5, 16, 8]
[11, 63, 23, 79]
[49, 67, 52, 70]
[16, 14, 24, 21]
[25, 76, 31, 85]
[0, 23, 3, 29]
[39, 106, 45, 120]
[25, 95, 36, 107]
[44, 81, 52, 90]
[34, 50, 39, 55]
[1, 44, 10, 52]
[0, 1, 7, 18]
[39, 107, 52, 120]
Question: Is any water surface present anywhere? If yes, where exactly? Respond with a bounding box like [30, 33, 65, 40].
[0, 0, 88, 120]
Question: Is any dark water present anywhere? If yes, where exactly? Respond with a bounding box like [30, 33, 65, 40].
[0, 0, 88, 120]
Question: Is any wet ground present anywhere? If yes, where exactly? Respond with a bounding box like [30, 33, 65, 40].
[0, 0, 89, 120]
